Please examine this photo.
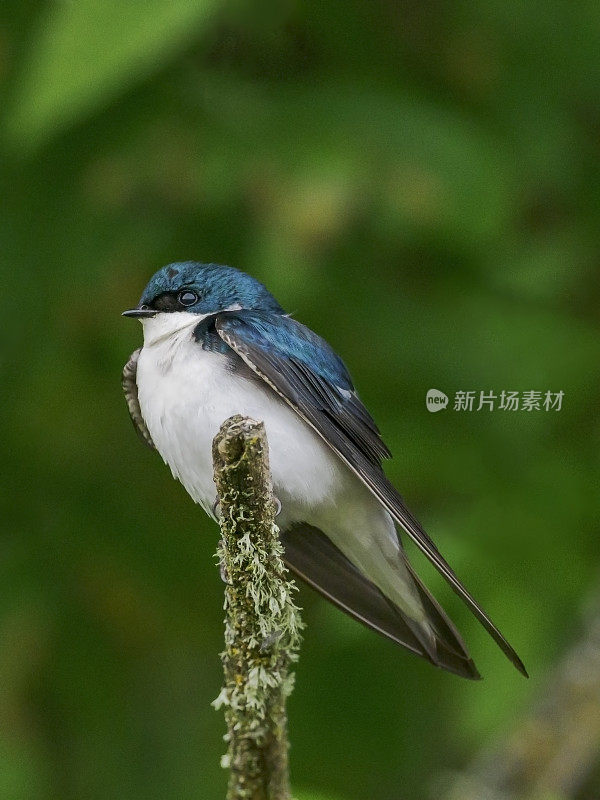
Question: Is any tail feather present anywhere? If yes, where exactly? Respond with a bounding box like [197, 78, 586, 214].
[405, 561, 476, 662]
[281, 523, 481, 680]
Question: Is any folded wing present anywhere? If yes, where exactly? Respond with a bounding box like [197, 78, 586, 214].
[122, 348, 155, 448]
[215, 309, 527, 677]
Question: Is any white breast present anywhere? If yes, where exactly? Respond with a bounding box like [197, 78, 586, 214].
[134, 312, 343, 524]
[133, 312, 422, 618]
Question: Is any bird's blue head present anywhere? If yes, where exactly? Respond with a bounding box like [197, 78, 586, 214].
[123, 261, 284, 319]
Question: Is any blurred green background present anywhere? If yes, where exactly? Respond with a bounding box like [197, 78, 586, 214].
[1, 1, 599, 799]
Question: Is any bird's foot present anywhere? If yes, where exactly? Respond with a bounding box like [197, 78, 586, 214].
[272, 496, 281, 516]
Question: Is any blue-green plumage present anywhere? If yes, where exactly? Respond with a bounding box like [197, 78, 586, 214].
[140, 261, 284, 316]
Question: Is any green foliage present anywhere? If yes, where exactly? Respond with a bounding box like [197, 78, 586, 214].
[5, 0, 218, 148]
[294, 793, 342, 800]
[0, 1, 599, 799]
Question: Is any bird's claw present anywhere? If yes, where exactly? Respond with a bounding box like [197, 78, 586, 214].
[273, 496, 281, 516]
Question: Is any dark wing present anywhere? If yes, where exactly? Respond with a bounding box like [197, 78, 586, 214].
[122, 348, 155, 448]
[215, 310, 527, 677]
[282, 523, 480, 679]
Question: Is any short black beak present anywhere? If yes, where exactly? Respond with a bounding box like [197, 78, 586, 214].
[122, 308, 157, 319]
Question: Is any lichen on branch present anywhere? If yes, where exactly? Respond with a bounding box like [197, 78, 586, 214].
[212, 415, 303, 800]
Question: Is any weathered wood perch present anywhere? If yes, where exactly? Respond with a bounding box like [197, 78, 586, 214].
[212, 415, 303, 800]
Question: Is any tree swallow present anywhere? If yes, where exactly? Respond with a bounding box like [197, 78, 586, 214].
[122, 261, 526, 679]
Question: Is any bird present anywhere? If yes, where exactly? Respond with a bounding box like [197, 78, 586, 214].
[122, 261, 527, 680]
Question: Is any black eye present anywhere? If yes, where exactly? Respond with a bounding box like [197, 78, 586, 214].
[177, 290, 198, 307]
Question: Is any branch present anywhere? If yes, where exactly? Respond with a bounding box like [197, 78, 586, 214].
[438, 587, 600, 800]
[212, 415, 303, 800]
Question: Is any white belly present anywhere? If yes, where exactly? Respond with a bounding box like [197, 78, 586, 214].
[135, 316, 343, 523]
